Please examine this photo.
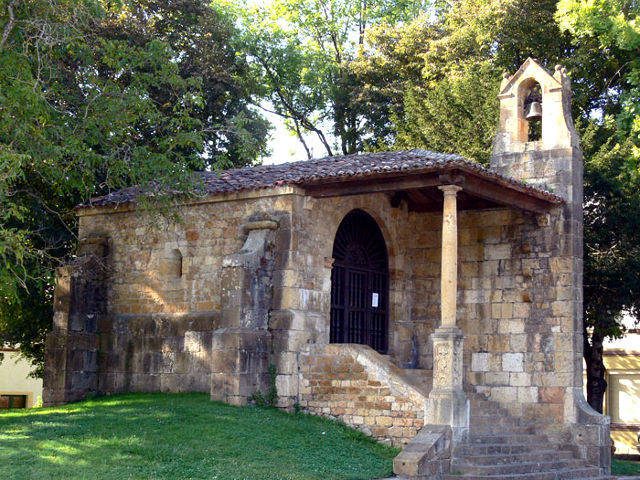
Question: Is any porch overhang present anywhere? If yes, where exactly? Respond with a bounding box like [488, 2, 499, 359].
[302, 165, 562, 215]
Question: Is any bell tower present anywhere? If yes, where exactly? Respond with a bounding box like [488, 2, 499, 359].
[490, 59, 610, 473]
[490, 58, 581, 201]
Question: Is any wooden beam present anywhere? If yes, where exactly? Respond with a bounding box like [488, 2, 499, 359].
[460, 173, 554, 214]
[303, 167, 560, 213]
[304, 174, 441, 198]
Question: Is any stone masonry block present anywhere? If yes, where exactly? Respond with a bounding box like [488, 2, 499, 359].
[502, 353, 524, 372]
[471, 352, 490, 372]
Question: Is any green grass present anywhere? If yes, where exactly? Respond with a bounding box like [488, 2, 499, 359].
[613, 458, 640, 476]
[0, 393, 398, 480]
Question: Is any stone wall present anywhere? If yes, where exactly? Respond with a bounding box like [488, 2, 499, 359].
[49, 183, 580, 430]
[270, 192, 442, 408]
[44, 238, 107, 405]
[456, 207, 575, 424]
[299, 344, 427, 446]
[289, 190, 577, 425]
[97, 312, 217, 394]
[45, 189, 297, 404]
[77, 190, 295, 317]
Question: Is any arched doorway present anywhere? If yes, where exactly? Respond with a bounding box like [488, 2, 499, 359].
[330, 209, 389, 353]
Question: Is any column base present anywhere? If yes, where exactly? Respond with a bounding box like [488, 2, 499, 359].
[426, 326, 469, 442]
[426, 389, 469, 442]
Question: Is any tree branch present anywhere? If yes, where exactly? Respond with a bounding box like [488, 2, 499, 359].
[0, 0, 18, 51]
[253, 53, 334, 156]
[292, 118, 312, 160]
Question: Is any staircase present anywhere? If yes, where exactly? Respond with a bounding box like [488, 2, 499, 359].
[443, 396, 611, 480]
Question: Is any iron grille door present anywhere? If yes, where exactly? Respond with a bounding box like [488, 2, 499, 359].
[330, 210, 389, 353]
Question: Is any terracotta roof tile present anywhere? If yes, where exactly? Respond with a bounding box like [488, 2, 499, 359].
[83, 149, 561, 207]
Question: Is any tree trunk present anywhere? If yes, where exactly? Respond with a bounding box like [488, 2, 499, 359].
[583, 328, 607, 413]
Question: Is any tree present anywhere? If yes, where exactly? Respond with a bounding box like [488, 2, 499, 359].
[0, 0, 268, 374]
[226, 0, 428, 158]
[359, 0, 640, 413]
[556, 0, 640, 413]
[103, 0, 271, 167]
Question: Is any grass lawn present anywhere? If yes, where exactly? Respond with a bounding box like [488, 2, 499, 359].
[0, 393, 398, 480]
[613, 458, 640, 476]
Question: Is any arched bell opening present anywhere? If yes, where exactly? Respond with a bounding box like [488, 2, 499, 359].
[329, 209, 389, 353]
[518, 79, 543, 142]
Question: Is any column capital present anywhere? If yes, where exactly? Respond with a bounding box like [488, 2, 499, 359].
[438, 184, 463, 195]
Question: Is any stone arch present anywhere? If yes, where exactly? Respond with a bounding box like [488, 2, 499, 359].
[517, 77, 543, 143]
[494, 58, 579, 154]
[326, 203, 400, 273]
[329, 208, 390, 353]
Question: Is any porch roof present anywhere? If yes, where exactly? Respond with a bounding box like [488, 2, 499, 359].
[82, 149, 562, 214]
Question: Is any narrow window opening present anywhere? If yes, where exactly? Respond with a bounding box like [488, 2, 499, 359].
[171, 249, 183, 278]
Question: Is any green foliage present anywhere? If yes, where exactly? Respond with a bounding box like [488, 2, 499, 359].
[0, 0, 268, 372]
[224, 0, 430, 156]
[557, 0, 640, 162]
[0, 393, 398, 479]
[395, 61, 500, 164]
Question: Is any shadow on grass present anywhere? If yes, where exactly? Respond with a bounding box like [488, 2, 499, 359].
[0, 393, 397, 480]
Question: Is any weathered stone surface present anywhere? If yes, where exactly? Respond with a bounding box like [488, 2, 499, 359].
[471, 353, 490, 372]
[393, 424, 451, 478]
[502, 352, 524, 372]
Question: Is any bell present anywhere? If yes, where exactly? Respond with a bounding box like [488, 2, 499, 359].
[525, 101, 542, 121]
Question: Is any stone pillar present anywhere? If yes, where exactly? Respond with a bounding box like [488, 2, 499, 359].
[426, 185, 469, 441]
[211, 219, 278, 406]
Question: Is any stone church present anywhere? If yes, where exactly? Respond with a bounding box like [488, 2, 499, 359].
[45, 59, 612, 478]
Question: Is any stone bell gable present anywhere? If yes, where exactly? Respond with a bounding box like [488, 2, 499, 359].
[44, 59, 612, 479]
[491, 58, 582, 199]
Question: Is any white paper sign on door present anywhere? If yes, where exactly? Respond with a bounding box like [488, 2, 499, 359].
[371, 292, 379, 308]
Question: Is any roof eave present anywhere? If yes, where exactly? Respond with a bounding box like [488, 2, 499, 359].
[301, 164, 562, 214]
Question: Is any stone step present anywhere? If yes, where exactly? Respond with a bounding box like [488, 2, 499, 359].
[470, 413, 518, 424]
[469, 417, 529, 428]
[469, 425, 536, 436]
[467, 434, 549, 445]
[452, 450, 574, 466]
[450, 459, 587, 476]
[435, 396, 611, 480]
[455, 444, 543, 456]
[444, 466, 605, 479]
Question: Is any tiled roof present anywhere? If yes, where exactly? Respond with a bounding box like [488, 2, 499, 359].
[82, 149, 561, 207]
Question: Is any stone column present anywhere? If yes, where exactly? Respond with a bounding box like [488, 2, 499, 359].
[440, 185, 461, 327]
[425, 185, 469, 441]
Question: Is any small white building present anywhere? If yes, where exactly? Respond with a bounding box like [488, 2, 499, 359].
[602, 316, 640, 456]
[0, 346, 43, 409]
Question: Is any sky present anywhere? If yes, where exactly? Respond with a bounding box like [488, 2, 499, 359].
[260, 107, 329, 165]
